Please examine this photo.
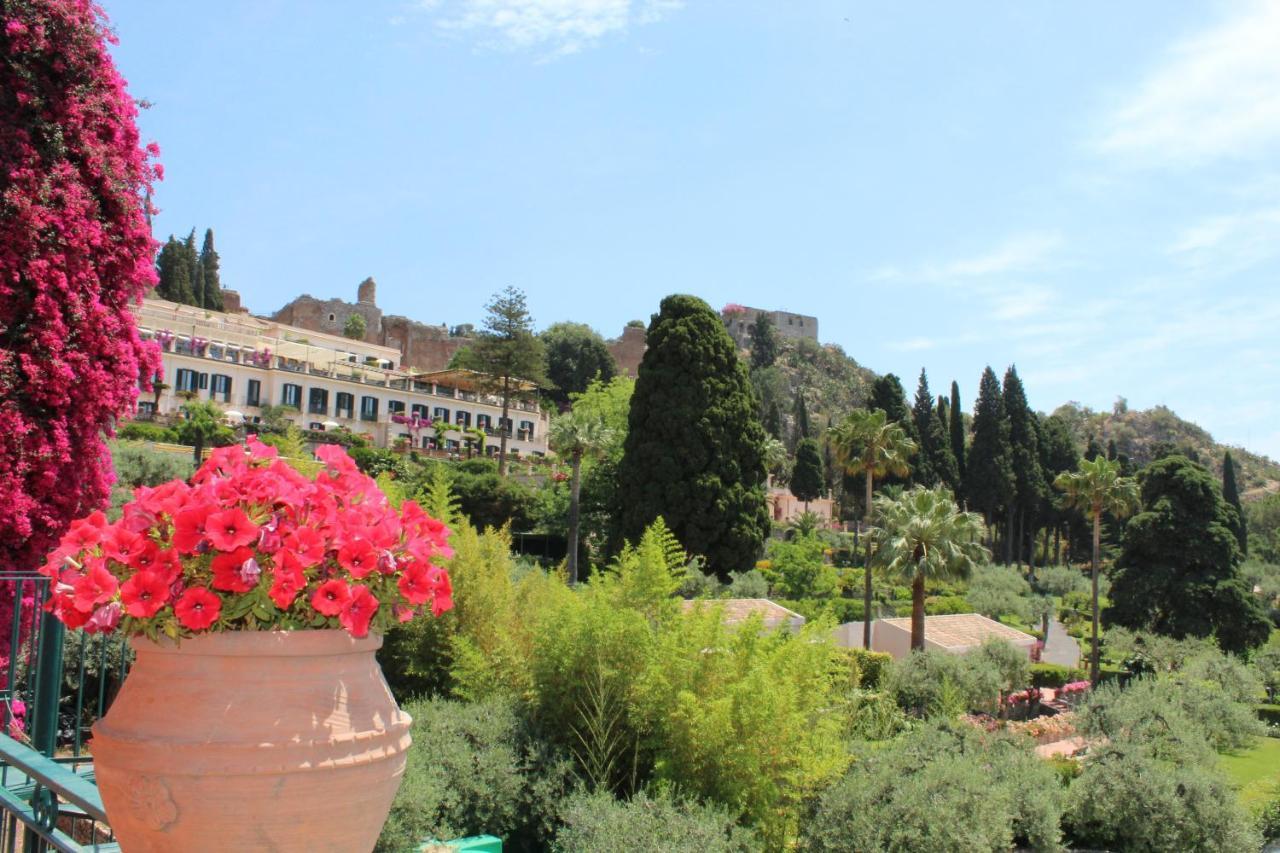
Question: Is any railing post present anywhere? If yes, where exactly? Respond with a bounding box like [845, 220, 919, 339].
[30, 612, 64, 757]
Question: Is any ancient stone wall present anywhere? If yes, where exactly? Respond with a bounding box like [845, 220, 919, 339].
[271, 295, 381, 346]
[607, 325, 647, 378]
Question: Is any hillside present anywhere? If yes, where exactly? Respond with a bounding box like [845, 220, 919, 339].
[1050, 401, 1280, 498]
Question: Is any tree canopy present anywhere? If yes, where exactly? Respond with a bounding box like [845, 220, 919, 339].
[542, 322, 618, 408]
[1106, 455, 1270, 653]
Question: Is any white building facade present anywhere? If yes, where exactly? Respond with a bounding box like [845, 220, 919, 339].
[133, 298, 550, 457]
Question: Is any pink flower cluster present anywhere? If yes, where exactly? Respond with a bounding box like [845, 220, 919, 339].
[40, 440, 454, 639]
[2, 0, 162, 646]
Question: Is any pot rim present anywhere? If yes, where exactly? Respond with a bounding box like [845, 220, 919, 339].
[129, 628, 382, 657]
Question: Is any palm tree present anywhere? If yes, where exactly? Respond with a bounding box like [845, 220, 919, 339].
[869, 486, 988, 650]
[176, 400, 230, 463]
[1054, 456, 1138, 684]
[832, 409, 916, 648]
[549, 410, 612, 586]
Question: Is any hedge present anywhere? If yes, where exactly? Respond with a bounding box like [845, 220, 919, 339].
[1258, 704, 1280, 729]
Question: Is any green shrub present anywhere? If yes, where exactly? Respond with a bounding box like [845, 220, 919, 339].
[1257, 704, 1280, 727]
[843, 647, 892, 689]
[552, 790, 761, 853]
[1029, 663, 1082, 688]
[884, 649, 1008, 717]
[925, 594, 970, 615]
[774, 598, 863, 625]
[376, 697, 574, 853]
[107, 441, 194, 517]
[1064, 747, 1261, 853]
[1259, 795, 1280, 843]
[116, 420, 178, 442]
[801, 723, 1064, 852]
[761, 534, 838, 599]
[966, 564, 1033, 623]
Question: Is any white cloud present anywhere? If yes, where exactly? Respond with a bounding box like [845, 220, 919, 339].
[1098, 1, 1280, 165]
[1169, 205, 1280, 273]
[869, 231, 1063, 283]
[418, 0, 682, 56]
[990, 284, 1056, 321]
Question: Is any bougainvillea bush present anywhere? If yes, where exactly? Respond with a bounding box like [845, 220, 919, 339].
[39, 440, 454, 640]
[2, 0, 162, 670]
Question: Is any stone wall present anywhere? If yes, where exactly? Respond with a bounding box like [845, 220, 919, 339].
[270, 281, 472, 372]
[607, 325, 647, 378]
[722, 306, 819, 349]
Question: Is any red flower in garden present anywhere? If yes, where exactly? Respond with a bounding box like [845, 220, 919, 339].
[74, 562, 118, 613]
[120, 572, 169, 618]
[268, 552, 305, 610]
[311, 579, 350, 617]
[42, 441, 454, 639]
[397, 564, 433, 606]
[101, 526, 144, 565]
[283, 527, 326, 568]
[211, 547, 259, 594]
[339, 585, 378, 638]
[337, 540, 377, 579]
[174, 587, 221, 631]
[172, 503, 215, 554]
[205, 508, 259, 552]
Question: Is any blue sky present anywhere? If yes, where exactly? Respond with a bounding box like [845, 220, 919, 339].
[103, 1, 1280, 459]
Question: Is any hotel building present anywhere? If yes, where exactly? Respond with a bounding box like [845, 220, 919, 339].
[133, 298, 550, 458]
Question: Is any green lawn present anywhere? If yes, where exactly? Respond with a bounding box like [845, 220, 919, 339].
[1219, 737, 1280, 806]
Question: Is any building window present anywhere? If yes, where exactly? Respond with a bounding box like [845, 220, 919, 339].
[433, 407, 450, 424]
[788, 317, 794, 325]
[328, 313, 335, 322]
[799, 318, 804, 327]
[477, 414, 492, 431]
[308, 387, 329, 415]
[411, 403, 429, 420]
[387, 400, 405, 416]
[174, 368, 198, 392]
[519, 419, 534, 439]
[210, 374, 232, 403]
[282, 383, 302, 409]
[310, 422, 324, 431]
[246, 379, 261, 407]
[360, 396, 378, 422]
[336, 392, 354, 418]
[455, 411, 471, 428]
[198, 372, 209, 390]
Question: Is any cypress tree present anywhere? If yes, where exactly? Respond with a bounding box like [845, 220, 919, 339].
[183, 229, 202, 309]
[949, 380, 966, 481]
[869, 374, 912, 427]
[966, 367, 1014, 537]
[749, 312, 779, 370]
[1085, 435, 1105, 461]
[911, 369, 958, 491]
[1106, 438, 1118, 461]
[1222, 451, 1248, 555]
[155, 236, 194, 305]
[617, 295, 769, 578]
[792, 390, 811, 446]
[764, 400, 783, 441]
[936, 394, 949, 431]
[200, 228, 223, 310]
[1003, 366, 1045, 566]
[790, 438, 824, 509]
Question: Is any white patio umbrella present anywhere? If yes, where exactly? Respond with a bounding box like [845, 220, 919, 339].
[223, 410, 245, 424]
[321, 420, 340, 430]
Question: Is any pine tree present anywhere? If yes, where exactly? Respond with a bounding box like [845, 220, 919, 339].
[966, 367, 1014, 537]
[617, 295, 769, 578]
[1222, 451, 1248, 555]
[790, 438, 824, 509]
[200, 229, 223, 310]
[792, 390, 811, 447]
[1002, 366, 1044, 566]
[749, 312, 779, 370]
[949, 381, 966, 482]
[453, 287, 548, 475]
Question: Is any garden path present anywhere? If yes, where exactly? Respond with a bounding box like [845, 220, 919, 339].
[1041, 617, 1080, 668]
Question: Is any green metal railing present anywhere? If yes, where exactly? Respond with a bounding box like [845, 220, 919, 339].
[0, 574, 129, 851]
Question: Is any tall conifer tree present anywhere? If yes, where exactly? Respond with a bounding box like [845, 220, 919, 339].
[790, 438, 824, 510]
[792, 390, 811, 447]
[1222, 451, 1247, 555]
[949, 380, 966, 482]
[617, 295, 769, 577]
[911, 369, 958, 491]
[1002, 366, 1044, 566]
[966, 367, 1014, 541]
[155, 236, 194, 305]
[183, 229, 202, 309]
[749, 312, 779, 370]
[200, 229, 223, 310]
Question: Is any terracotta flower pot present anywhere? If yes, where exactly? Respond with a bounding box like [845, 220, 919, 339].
[91, 630, 411, 852]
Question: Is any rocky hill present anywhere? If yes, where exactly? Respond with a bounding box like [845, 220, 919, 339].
[1050, 401, 1280, 498]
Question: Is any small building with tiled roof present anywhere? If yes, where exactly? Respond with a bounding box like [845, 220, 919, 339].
[834, 613, 1036, 660]
[681, 598, 806, 633]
